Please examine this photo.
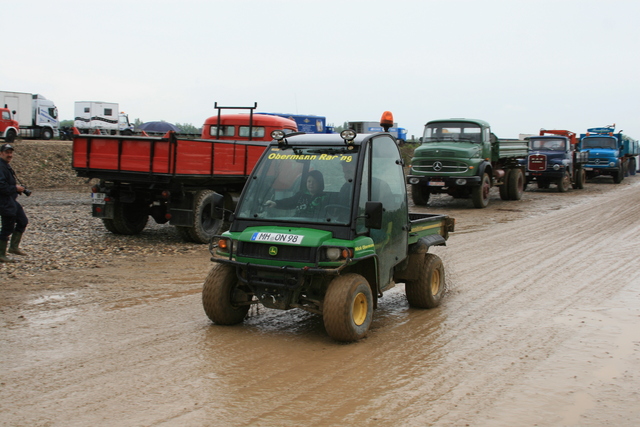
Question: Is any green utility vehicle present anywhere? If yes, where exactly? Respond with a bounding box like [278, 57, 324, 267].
[203, 114, 455, 341]
[407, 118, 528, 208]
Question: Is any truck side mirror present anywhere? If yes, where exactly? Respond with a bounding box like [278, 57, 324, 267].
[364, 201, 383, 230]
[212, 192, 225, 220]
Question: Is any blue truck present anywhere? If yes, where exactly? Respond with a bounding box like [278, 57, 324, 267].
[348, 121, 408, 144]
[257, 113, 334, 134]
[579, 125, 639, 183]
[524, 129, 588, 192]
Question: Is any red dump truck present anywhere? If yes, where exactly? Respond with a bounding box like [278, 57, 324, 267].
[72, 103, 297, 243]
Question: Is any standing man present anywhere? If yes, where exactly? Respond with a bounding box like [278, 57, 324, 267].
[0, 144, 29, 263]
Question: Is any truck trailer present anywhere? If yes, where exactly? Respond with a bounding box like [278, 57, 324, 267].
[257, 113, 334, 134]
[0, 91, 59, 140]
[348, 120, 407, 144]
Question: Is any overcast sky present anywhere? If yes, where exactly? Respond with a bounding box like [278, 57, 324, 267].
[4, 0, 639, 139]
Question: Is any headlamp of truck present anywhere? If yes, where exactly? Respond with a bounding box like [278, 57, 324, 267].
[409, 177, 420, 185]
[553, 164, 561, 170]
[455, 178, 466, 185]
[609, 162, 616, 167]
[322, 246, 353, 262]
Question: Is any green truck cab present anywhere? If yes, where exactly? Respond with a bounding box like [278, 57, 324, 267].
[407, 118, 528, 208]
[204, 115, 455, 341]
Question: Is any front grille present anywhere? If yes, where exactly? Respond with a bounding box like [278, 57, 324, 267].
[413, 160, 469, 173]
[237, 241, 316, 263]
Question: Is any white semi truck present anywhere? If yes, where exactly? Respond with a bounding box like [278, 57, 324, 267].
[0, 91, 59, 140]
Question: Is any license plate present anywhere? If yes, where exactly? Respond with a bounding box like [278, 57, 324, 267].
[91, 192, 106, 205]
[584, 167, 593, 171]
[251, 232, 304, 245]
[428, 181, 446, 187]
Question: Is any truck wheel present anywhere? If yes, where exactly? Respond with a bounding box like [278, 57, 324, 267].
[498, 170, 510, 201]
[405, 253, 445, 309]
[101, 218, 120, 234]
[411, 184, 430, 206]
[471, 173, 491, 208]
[557, 172, 571, 192]
[323, 274, 373, 342]
[507, 168, 524, 200]
[630, 158, 637, 176]
[186, 190, 225, 244]
[573, 168, 586, 189]
[41, 128, 53, 140]
[112, 201, 149, 234]
[613, 170, 623, 184]
[202, 263, 251, 325]
[5, 129, 16, 143]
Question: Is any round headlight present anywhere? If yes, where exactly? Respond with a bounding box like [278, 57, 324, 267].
[553, 164, 560, 170]
[340, 129, 357, 142]
[609, 162, 616, 167]
[271, 130, 285, 141]
[455, 178, 466, 185]
[325, 247, 342, 261]
[409, 177, 420, 184]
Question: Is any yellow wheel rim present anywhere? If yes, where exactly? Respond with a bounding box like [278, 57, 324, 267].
[352, 292, 368, 326]
[430, 269, 441, 295]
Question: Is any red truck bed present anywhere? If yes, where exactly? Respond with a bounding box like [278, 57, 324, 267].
[72, 132, 269, 177]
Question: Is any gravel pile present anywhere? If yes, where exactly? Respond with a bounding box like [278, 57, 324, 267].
[1, 141, 203, 276]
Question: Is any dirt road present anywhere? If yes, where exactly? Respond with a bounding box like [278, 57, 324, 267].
[2, 176, 640, 426]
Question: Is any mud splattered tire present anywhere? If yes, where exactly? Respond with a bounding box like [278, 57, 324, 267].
[202, 263, 251, 325]
[411, 184, 430, 206]
[184, 190, 225, 243]
[323, 274, 373, 342]
[472, 173, 491, 208]
[405, 253, 445, 309]
[557, 172, 571, 193]
[112, 201, 148, 235]
[507, 168, 524, 200]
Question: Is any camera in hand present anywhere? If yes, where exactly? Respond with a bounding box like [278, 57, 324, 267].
[22, 187, 32, 197]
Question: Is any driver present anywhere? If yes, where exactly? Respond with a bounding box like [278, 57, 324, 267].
[265, 170, 327, 217]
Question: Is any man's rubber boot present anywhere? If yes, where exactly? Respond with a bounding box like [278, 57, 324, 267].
[9, 232, 27, 256]
[0, 240, 16, 263]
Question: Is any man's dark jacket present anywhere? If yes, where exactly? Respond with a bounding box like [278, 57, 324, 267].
[0, 158, 19, 216]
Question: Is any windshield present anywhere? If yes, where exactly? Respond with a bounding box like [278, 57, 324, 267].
[582, 137, 617, 149]
[423, 122, 482, 143]
[530, 138, 566, 151]
[236, 146, 359, 225]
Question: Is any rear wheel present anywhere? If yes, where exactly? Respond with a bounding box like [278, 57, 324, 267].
[202, 263, 251, 325]
[405, 253, 445, 309]
[498, 170, 510, 201]
[411, 184, 430, 206]
[323, 274, 373, 342]
[112, 201, 148, 234]
[471, 173, 491, 208]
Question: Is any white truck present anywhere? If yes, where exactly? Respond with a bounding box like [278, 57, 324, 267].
[0, 91, 59, 140]
[74, 101, 134, 135]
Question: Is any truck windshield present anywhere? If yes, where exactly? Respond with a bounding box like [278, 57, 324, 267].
[530, 138, 566, 151]
[236, 146, 359, 225]
[423, 122, 482, 143]
[582, 137, 617, 149]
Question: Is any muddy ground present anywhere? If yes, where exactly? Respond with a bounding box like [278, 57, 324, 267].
[1, 141, 639, 426]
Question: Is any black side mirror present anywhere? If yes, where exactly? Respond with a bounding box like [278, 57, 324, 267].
[364, 201, 383, 229]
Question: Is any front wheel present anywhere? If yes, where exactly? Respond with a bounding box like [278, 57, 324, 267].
[41, 128, 53, 140]
[202, 263, 251, 325]
[411, 184, 430, 206]
[405, 253, 445, 309]
[5, 129, 16, 143]
[557, 172, 571, 192]
[323, 274, 373, 342]
[573, 168, 586, 189]
[471, 173, 491, 208]
[184, 190, 226, 243]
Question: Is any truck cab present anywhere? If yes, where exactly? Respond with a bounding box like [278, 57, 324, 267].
[204, 116, 454, 341]
[525, 130, 587, 191]
[0, 107, 19, 142]
[579, 126, 633, 183]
